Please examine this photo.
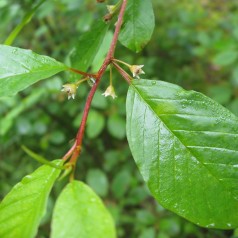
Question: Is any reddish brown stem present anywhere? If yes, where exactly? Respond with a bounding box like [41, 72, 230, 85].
[69, 68, 97, 78]
[62, 141, 76, 161]
[67, 0, 128, 166]
[112, 61, 132, 84]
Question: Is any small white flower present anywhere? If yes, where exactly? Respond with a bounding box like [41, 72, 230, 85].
[102, 85, 117, 99]
[129, 65, 145, 79]
[61, 84, 78, 100]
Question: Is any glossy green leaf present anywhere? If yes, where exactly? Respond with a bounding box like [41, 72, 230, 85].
[69, 20, 109, 80]
[119, 0, 155, 52]
[51, 181, 116, 238]
[126, 79, 238, 229]
[0, 45, 67, 97]
[0, 160, 62, 238]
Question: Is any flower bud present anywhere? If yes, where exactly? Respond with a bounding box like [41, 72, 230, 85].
[107, 5, 116, 14]
[103, 13, 113, 22]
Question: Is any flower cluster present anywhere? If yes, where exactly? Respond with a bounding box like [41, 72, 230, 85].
[61, 61, 145, 101]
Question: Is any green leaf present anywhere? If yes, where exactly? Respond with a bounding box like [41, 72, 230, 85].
[86, 110, 105, 138]
[91, 90, 108, 109]
[112, 170, 131, 199]
[212, 50, 238, 66]
[4, 0, 46, 45]
[0, 160, 62, 238]
[0, 45, 67, 97]
[0, 89, 45, 135]
[69, 20, 109, 80]
[51, 181, 116, 238]
[126, 79, 238, 229]
[91, 31, 113, 72]
[22, 146, 64, 170]
[86, 169, 109, 197]
[107, 114, 126, 139]
[207, 84, 232, 105]
[119, 0, 155, 52]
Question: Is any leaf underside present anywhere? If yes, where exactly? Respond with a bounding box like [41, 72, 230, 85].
[0, 160, 62, 238]
[0, 45, 67, 97]
[51, 181, 116, 238]
[126, 79, 238, 229]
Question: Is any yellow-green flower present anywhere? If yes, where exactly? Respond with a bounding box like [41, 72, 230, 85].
[129, 65, 145, 79]
[102, 85, 117, 99]
[61, 84, 78, 100]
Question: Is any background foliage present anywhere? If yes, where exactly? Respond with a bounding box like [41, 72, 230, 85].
[1, 0, 238, 237]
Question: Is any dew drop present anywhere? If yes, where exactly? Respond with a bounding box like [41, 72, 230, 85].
[14, 183, 22, 189]
[227, 223, 232, 227]
[88, 77, 96, 87]
[206, 223, 215, 228]
[22, 175, 32, 184]
[12, 48, 18, 54]
[90, 197, 96, 203]
[151, 81, 156, 85]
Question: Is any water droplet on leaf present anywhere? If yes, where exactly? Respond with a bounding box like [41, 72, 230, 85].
[22, 175, 32, 184]
[88, 77, 96, 87]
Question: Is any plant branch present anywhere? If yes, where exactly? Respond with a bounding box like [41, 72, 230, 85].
[63, 0, 128, 166]
[112, 61, 132, 84]
[69, 68, 97, 78]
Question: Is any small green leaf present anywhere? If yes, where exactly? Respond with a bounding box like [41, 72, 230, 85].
[22, 146, 64, 170]
[127, 79, 238, 229]
[69, 20, 109, 80]
[0, 160, 62, 238]
[213, 50, 238, 66]
[51, 181, 116, 238]
[107, 114, 126, 139]
[91, 90, 108, 109]
[86, 110, 105, 138]
[112, 170, 131, 199]
[0, 45, 67, 97]
[91, 31, 113, 72]
[207, 84, 232, 105]
[4, 0, 46, 45]
[0, 89, 45, 135]
[119, 0, 155, 52]
[86, 169, 109, 197]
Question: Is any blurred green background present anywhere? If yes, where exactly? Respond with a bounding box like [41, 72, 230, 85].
[1, 0, 238, 237]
